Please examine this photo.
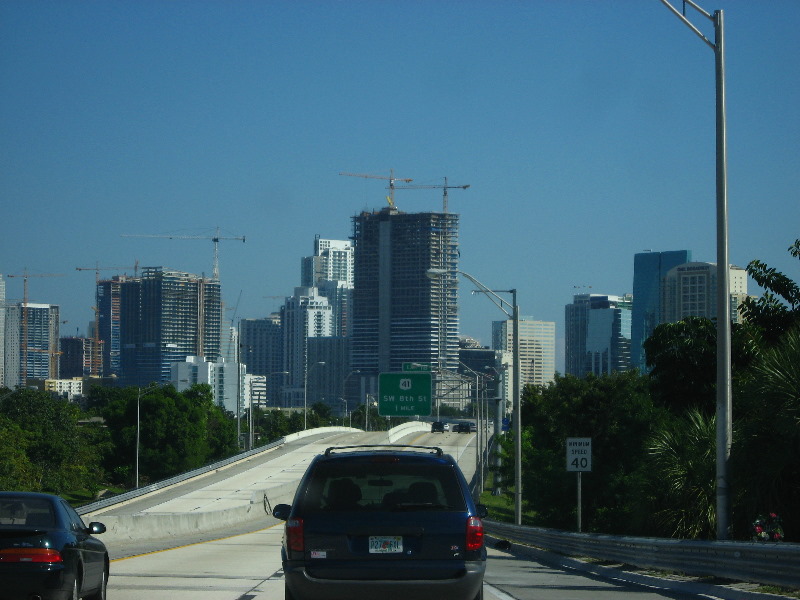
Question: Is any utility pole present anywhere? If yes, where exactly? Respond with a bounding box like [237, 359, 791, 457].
[659, 0, 731, 540]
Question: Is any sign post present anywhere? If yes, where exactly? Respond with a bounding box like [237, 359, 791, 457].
[566, 437, 592, 533]
[378, 372, 432, 417]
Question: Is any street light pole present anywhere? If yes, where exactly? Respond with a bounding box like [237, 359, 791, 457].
[659, 0, 731, 540]
[136, 387, 141, 489]
[304, 361, 325, 430]
[427, 268, 523, 525]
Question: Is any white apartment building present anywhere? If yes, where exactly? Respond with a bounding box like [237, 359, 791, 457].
[171, 355, 245, 415]
[661, 262, 748, 324]
[44, 377, 84, 400]
[492, 317, 556, 387]
[280, 287, 334, 408]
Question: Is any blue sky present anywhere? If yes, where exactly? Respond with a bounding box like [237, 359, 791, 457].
[2, 0, 798, 372]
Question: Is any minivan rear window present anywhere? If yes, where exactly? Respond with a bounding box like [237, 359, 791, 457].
[298, 460, 466, 513]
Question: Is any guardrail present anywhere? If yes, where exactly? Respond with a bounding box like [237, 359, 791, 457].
[77, 437, 286, 515]
[484, 519, 800, 589]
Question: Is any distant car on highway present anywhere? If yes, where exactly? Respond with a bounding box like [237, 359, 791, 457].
[431, 421, 445, 433]
[0, 491, 109, 600]
[454, 422, 472, 433]
[273, 444, 487, 600]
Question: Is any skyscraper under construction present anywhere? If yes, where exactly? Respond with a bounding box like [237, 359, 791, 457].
[101, 267, 221, 386]
[351, 206, 459, 378]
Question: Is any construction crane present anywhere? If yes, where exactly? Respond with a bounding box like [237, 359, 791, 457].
[393, 177, 470, 213]
[6, 269, 64, 386]
[75, 262, 139, 376]
[339, 170, 413, 208]
[121, 227, 245, 280]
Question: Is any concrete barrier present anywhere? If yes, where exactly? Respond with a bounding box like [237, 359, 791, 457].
[91, 423, 431, 543]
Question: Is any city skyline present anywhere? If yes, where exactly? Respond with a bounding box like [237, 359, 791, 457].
[2, 1, 798, 375]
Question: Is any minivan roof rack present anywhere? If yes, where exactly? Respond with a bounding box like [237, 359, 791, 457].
[324, 444, 443, 457]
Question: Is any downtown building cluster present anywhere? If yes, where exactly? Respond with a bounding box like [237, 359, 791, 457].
[1, 206, 556, 419]
[564, 250, 751, 377]
[3, 212, 751, 416]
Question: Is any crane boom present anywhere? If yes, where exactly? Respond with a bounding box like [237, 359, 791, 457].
[121, 227, 245, 280]
[393, 177, 470, 213]
[339, 169, 413, 207]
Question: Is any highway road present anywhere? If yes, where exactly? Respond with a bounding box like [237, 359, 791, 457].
[96, 428, 706, 600]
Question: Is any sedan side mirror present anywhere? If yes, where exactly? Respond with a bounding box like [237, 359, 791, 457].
[88, 522, 106, 534]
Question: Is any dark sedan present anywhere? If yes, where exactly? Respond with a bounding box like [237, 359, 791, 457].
[0, 491, 108, 600]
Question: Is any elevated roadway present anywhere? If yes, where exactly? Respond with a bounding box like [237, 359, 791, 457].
[88, 425, 772, 600]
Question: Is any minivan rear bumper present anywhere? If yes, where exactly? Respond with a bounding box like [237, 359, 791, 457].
[284, 559, 485, 600]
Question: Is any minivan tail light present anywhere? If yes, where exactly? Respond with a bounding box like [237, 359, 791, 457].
[286, 518, 304, 552]
[465, 516, 484, 551]
[0, 548, 63, 563]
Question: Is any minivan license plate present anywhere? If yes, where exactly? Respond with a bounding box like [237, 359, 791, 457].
[369, 536, 403, 553]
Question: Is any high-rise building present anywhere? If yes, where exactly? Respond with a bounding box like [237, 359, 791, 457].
[97, 276, 128, 378]
[565, 294, 632, 377]
[458, 339, 507, 409]
[631, 250, 692, 371]
[351, 207, 459, 382]
[239, 314, 284, 405]
[280, 287, 334, 408]
[492, 317, 556, 388]
[301, 236, 354, 287]
[59, 336, 92, 378]
[4, 303, 61, 388]
[171, 355, 244, 415]
[307, 335, 351, 414]
[302, 237, 354, 338]
[661, 262, 748, 324]
[116, 267, 221, 387]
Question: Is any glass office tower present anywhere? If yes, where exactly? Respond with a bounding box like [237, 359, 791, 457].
[631, 250, 692, 371]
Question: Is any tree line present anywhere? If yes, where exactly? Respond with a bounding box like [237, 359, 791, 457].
[0, 383, 393, 502]
[496, 240, 799, 541]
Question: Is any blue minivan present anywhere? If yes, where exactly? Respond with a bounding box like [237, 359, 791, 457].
[273, 445, 487, 600]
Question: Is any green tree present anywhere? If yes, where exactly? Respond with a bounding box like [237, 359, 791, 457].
[647, 408, 717, 539]
[0, 414, 38, 490]
[258, 409, 291, 443]
[502, 372, 665, 534]
[0, 389, 106, 494]
[733, 326, 800, 540]
[644, 317, 758, 416]
[741, 239, 800, 346]
[102, 384, 237, 485]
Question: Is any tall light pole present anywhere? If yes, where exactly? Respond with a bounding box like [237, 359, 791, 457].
[136, 387, 141, 489]
[428, 268, 523, 525]
[304, 361, 325, 430]
[659, 0, 731, 540]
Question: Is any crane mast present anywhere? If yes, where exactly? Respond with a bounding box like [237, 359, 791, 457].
[121, 226, 245, 280]
[339, 169, 413, 207]
[392, 177, 470, 213]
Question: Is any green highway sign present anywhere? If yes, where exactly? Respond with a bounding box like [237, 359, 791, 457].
[402, 362, 432, 372]
[378, 372, 432, 417]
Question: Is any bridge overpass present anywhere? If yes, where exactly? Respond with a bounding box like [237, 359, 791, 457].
[81, 424, 797, 600]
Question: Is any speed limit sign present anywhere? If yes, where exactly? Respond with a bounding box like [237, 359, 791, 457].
[566, 438, 592, 472]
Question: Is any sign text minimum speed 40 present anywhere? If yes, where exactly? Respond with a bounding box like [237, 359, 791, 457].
[566, 437, 592, 472]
